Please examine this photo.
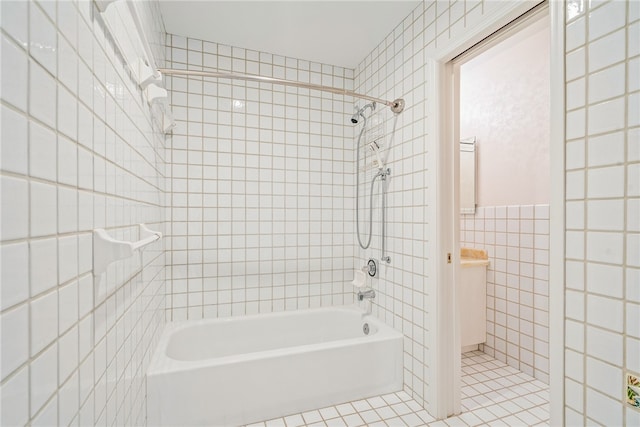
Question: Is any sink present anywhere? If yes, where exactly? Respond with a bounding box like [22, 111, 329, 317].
[460, 247, 489, 267]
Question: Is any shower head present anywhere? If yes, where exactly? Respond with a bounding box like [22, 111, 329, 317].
[350, 102, 376, 124]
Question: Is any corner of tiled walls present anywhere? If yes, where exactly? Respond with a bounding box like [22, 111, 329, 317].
[353, 0, 532, 413]
[461, 205, 550, 383]
[163, 34, 357, 321]
[563, 0, 640, 425]
[0, 0, 167, 425]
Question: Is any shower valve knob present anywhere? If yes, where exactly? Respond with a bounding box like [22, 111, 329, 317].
[366, 259, 377, 277]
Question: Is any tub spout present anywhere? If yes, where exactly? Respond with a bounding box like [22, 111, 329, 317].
[357, 289, 376, 301]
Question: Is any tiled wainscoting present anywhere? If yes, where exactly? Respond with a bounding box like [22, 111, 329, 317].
[460, 205, 550, 383]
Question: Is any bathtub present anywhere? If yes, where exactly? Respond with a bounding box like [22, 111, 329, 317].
[146, 305, 403, 426]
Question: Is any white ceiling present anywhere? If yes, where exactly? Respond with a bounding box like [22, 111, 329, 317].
[159, 1, 421, 69]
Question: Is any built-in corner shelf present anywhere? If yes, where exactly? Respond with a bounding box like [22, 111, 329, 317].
[93, 224, 162, 277]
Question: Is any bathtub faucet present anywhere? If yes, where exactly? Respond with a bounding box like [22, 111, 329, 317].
[357, 289, 376, 301]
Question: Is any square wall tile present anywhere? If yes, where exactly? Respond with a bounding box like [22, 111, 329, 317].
[1, 176, 29, 241]
[29, 60, 57, 128]
[0, 366, 29, 426]
[0, 242, 29, 309]
[1, 34, 28, 111]
[30, 238, 58, 296]
[30, 182, 57, 237]
[0, 104, 28, 174]
[30, 290, 58, 356]
[0, 305, 29, 380]
[588, 29, 625, 73]
[29, 119, 57, 181]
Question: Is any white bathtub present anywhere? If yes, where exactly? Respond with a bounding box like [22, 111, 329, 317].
[146, 305, 403, 426]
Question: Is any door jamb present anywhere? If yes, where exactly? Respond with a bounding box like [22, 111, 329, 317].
[427, 2, 565, 422]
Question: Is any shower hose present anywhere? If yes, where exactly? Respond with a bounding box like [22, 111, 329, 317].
[355, 115, 384, 250]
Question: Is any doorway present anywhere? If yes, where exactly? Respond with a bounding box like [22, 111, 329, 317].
[452, 3, 552, 422]
[426, 0, 565, 421]
[431, 3, 564, 422]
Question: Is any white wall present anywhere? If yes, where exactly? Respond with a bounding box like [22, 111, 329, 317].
[0, 1, 167, 425]
[164, 35, 356, 320]
[460, 17, 550, 207]
[563, 1, 640, 425]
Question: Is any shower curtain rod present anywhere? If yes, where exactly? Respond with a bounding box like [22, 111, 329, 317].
[157, 68, 405, 114]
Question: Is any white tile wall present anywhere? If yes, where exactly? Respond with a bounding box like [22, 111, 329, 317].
[353, 3, 431, 409]
[352, 0, 544, 414]
[2, 1, 635, 423]
[164, 34, 356, 320]
[564, 0, 640, 424]
[460, 205, 550, 383]
[355, 0, 638, 417]
[0, 1, 167, 425]
[162, 1, 509, 416]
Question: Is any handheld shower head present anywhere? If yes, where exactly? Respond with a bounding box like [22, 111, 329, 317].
[350, 102, 376, 124]
[369, 141, 385, 170]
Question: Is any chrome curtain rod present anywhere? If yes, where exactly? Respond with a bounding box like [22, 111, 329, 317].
[157, 68, 405, 114]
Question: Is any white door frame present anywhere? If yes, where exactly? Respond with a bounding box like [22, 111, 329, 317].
[426, 1, 565, 422]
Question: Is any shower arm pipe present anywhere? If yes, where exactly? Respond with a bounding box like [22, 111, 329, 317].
[157, 68, 406, 114]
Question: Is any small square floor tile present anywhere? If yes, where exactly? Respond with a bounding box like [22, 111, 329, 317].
[351, 399, 371, 412]
[342, 413, 364, 426]
[375, 405, 397, 420]
[381, 393, 402, 405]
[336, 403, 356, 417]
[406, 400, 423, 412]
[396, 391, 412, 401]
[390, 402, 412, 416]
[360, 409, 381, 424]
[400, 412, 423, 427]
[367, 396, 387, 408]
[325, 417, 346, 427]
[384, 416, 408, 426]
[284, 414, 305, 427]
[443, 416, 468, 426]
[416, 409, 436, 423]
[265, 419, 286, 427]
[319, 407, 339, 420]
[302, 411, 322, 424]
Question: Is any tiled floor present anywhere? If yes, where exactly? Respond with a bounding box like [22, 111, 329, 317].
[246, 351, 549, 427]
[448, 351, 549, 426]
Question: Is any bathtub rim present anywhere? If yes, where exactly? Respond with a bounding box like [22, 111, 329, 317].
[147, 305, 402, 375]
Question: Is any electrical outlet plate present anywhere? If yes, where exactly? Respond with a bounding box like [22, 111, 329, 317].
[627, 373, 640, 410]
